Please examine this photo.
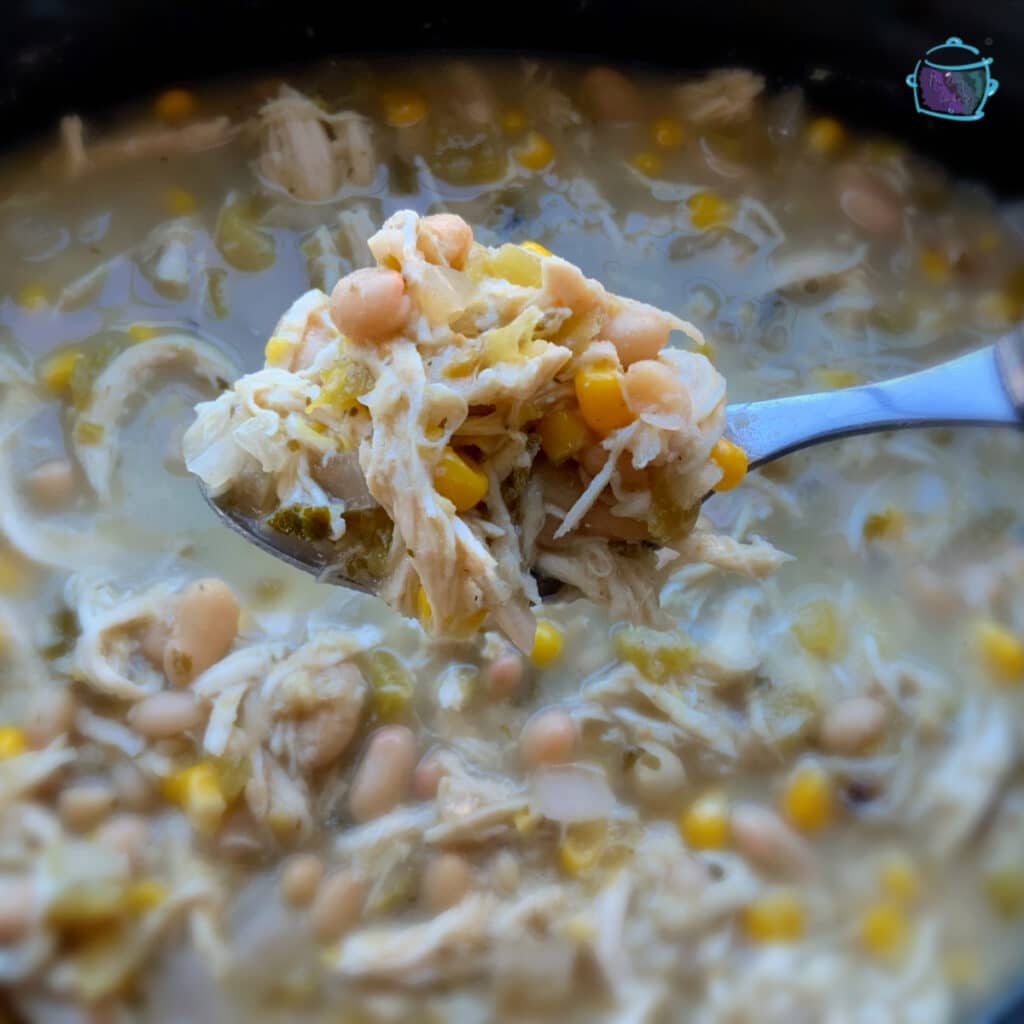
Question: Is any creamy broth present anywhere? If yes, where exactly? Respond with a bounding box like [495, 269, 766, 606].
[1, 60, 1023, 1024]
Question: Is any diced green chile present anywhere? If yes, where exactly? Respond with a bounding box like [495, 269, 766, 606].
[215, 195, 276, 273]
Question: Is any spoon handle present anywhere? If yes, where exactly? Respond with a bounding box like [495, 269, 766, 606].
[724, 331, 1024, 469]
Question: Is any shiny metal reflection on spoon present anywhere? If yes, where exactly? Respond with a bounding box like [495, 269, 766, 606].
[200, 330, 1024, 590]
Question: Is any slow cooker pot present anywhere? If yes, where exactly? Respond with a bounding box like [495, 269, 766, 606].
[2, 2, 1023, 1022]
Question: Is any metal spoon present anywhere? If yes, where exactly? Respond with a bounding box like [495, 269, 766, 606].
[200, 331, 1024, 588]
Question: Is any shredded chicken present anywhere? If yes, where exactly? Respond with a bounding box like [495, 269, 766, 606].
[55, 114, 233, 179]
[185, 210, 759, 650]
[257, 87, 374, 201]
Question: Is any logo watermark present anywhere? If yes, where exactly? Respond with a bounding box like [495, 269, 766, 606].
[906, 37, 998, 121]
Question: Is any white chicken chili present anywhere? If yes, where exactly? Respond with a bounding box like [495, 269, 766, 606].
[0, 60, 1023, 1024]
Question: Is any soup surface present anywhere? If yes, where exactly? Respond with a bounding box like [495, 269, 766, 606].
[1, 60, 1023, 1024]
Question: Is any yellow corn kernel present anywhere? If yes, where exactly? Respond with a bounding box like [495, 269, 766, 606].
[0, 725, 27, 760]
[863, 506, 905, 541]
[154, 88, 197, 123]
[574, 368, 635, 437]
[434, 447, 489, 512]
[516, 131, 554, 171]
[863, 138, 904, 161]
[163, 186, 197, 215]
[630, 151, 663, 176]
[125, 880, 168, 913]
[501, 109, 528, 134]
[15, 282, 49, 310]
[531, 620, 563, 668]
[805, 116, 846, 155]
[944, 949, 982, 988]
[127, 323, 161, 342]
[160, 762, 227, 835]
[709, 437, 747, 492]
[975, 621, 1024, 683]
[416, 585, 432, 626]
[264, 336, 294, 367]
[416, 582, 483, 634]
[537, 407, 593, 464]
[38, 349, 82, 397]
[0, 551, 29, 593]
[742, 891, 805, 943]
[878, 852, 919, 905]
[813, 367, 862, 390]
[978, 229, 1002, 252]
[977, 289, 1018, 325]
[859, 901, 910, 959]
[382, 89, 428, 128]
[791, 598, 841, 658]
[687, 191, 732, 230]
[919, 246, 952, 284]
[651, 117, 685, 149]
[679, 792, 730, 850]
[563, 913, 597, 943]
[781, 762, 834, 833]
[514, 809, 541, 834]
[558, 821, 607, 875]
[984, 867, 1024, 919]
[519, 239, 553, 258]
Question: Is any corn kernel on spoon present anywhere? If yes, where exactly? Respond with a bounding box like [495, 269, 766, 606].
[200, 331, 1024, 590]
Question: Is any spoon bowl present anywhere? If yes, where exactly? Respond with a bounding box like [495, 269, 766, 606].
[200, 331, 1024, 590]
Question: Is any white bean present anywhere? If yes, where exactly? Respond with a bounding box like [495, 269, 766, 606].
[623, 360, 691, 421]
[215, 808, 268, 863]
[492, 850, 520, 894]
[604, 306, 670, 366]
[413, 749, 447, 800]
[309, 869, 364, 942]
[139, 619, 170, 668]
[446, 63, 497, 128]
[280, 853, 324, 907]
[58, 781, 116, 832]
[127, 690, 205, 738]
[731, 802, 815, 878]
[907, 566, 961, 623]
[23, 688, 75, 748]
[329, 268, 410, 342]
[418, 213, 473, 270]
[26, 458, 75, 507]
[349, 725, 417, 822]
[836, 167, 903, 237]
[578, 500, 650, 543]
[96, 814, 149, 870]
[486, 650, 525, 699]
[519, 708, 577, 768]
[820, 696, 887, 755]
[579, 447, 648, 490]
[163, 578, 240, 687]
[0, 876, 34, 944]
[581, 67, 643, 122]
[421, 853, 472, 912]
[110, 760, 157, 812]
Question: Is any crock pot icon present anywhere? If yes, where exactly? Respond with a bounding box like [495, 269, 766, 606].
[906, 37, 998, 120]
